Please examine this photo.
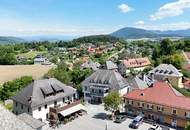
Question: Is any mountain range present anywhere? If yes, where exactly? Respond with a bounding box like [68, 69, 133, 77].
[1, 27, 190, 44]
[0, 36, 25, 44]
[111, 27, 190, 39]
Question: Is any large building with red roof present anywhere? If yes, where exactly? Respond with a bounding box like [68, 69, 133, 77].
[123, 82, 190, 128]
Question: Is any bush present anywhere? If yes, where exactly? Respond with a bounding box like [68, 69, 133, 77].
[0, 76, 33, 101]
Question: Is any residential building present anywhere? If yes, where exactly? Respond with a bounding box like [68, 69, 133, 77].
[82, 69, 131, 103]
[149, 64, 183, 88]
[80, 59, 100, 71]
[34, 55, 51, 65]
[118, 57, 151, 75]
[124, 82, 190, 128]
[12, 78, 85, 122]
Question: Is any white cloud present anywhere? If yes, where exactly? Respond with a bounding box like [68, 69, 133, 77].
[150, 0, 190, 20]
[118, 4, 134, 13]
[135, 21, 145, 25]
[134, 21, 190, 31]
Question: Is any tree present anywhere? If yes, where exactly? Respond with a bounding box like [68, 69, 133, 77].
[185, 122, 190, 130]
[160, 38, 175, 55]
[162, 54, 185, 69]
[103, 91, 121, 113]
[0, 76, 33, 101]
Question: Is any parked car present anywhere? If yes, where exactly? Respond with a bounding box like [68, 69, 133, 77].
[148, 124, 162, 130]
[114, 115, 127, 123]
[129, 115, 143, 129]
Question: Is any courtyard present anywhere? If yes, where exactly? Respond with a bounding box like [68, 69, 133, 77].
[44, 104, 176, 130]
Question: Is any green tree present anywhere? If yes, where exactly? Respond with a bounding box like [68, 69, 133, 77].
[160, 38, 175, 55]
[185, 122, 190, 130]
[162, 54, 185, 69]
[0, 76, 33, 101]
[103, 91, 121, 113]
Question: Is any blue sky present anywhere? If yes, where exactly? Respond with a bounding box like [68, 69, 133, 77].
[0, 0, 190, 36]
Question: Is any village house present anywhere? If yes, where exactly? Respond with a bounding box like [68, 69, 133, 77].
[34, 55, 51, 65]
[118, 57, 151, 75]
[12, 78, 85, 122]
[82, 69, 131, 103]
[123, 82, 190, 128]
[149, 64, 183, 88]
[80, 59, 100, 71]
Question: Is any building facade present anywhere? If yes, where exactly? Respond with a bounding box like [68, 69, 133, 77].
[82, 69, 131, 103]
[12, 78, 84, 122]
[123, 82, 190, 128]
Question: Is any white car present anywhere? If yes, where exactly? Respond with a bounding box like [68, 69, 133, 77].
[148, 124, 162, 130]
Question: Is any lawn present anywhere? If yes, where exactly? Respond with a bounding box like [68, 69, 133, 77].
[0, 65, 55, 84]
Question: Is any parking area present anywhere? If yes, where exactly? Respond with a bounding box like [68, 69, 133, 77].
[45, 104, 176, 130]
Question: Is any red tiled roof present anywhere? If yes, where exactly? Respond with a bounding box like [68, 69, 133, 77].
[123, 57, 151, 68]
[124, 82, 190, 110]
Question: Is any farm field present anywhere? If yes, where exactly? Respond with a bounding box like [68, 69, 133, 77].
[0, 65, 55, 84]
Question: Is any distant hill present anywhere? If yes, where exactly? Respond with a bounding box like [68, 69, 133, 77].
[0, 36, 25, 44]
[111, 27, 190, 39]
[73, 35, 119, 43]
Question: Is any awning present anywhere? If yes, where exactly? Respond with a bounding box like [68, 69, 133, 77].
[59, 104, 86, 117]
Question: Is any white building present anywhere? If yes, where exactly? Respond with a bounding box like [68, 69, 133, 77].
[82, 69, 131, 103]
[12, 78, 85, 122]
[34, 55, 51, 65]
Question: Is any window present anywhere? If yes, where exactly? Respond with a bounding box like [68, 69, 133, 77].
[28, 108, 30, 113]
[21, 104, 23, 110]
[139, 102, 144, 108]
[128, 100, 133, 105]
[16, 102, 18, 107]
[172, 109, 177, 114]
[99, 89, 102, 93]
[157, 106, 164, 112]
[38, 107, 41, 111]
[85, 86, 87, 91]
[45, 104, 47, 109]
[63, 98, 65, 103]
[54, 101, 57, 106]
[73, 93, 76, 99]
[185, 112, 190, 118]
[46, 113, 49, 119]
[147, 104, 153, 109]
